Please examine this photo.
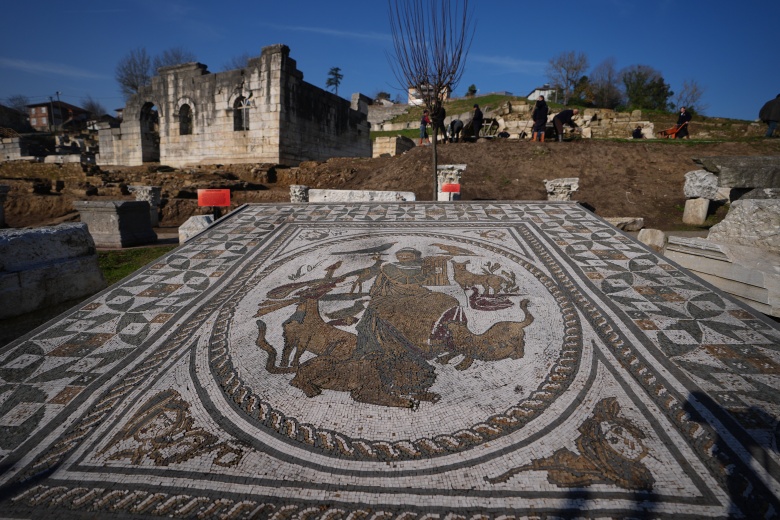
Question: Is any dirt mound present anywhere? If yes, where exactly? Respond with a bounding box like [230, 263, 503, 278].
[299, 139, 780, 230]
[2, 139, 779, 231]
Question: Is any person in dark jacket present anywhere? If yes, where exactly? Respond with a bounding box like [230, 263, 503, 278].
[472, 104, 484, 139]
[531, 96, 549, 141]
[449, 119, 464, 142]
[675, 107, 692, 139]
[759, 94, 780, 138]
[431, 104, 447, 144]
[552, 109, 579, 141]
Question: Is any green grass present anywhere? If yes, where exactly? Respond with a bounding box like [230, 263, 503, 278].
[370, 129, 420, 140]
[385, 94, 524, 124]
[98, 245, 177, 285]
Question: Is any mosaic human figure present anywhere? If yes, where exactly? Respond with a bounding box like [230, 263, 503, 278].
[486, 397, 655, 490]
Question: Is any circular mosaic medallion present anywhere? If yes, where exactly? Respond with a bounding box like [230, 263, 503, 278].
[204, 234, 582, 460]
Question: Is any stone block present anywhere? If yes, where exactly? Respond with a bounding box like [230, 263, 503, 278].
[694, 156, 780, 188]
[637, 228, 666, 253]
[179, 215, 214, 243]
[605, 217, 644, 231]
[308, 189, 416, 203]
[0, 223, 106, 319]
[682, 198, 709, 225]
[684, 169, 719, 199]
[707, 199, 780, 252]
[665, 236, 780, 317]
[74, 200, 157, 248]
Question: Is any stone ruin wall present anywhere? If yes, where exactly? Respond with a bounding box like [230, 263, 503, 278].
[371, 102, 657, 139]
[369, 101, 767, 141]
[1, 138, 28, 162]
[99, 44, 371, 168]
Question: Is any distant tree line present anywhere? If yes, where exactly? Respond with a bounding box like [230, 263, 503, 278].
[545, 51, 707, 115]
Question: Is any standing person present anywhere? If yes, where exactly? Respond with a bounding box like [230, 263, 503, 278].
[431, 104, 447, 144]
[472, 104, 484, 139]
[531, 95, 549, 142]
[759, 94, 780, 138]
[449, 119, 464, 142]
[552, 108, 579, 142]
[419, 110, 431, 146]
[675, 107, 692, 139]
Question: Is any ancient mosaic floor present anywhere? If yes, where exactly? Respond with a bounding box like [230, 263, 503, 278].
[2, 202, 780, 519]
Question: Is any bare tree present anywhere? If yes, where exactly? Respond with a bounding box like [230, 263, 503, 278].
[116, 47, 152, 101]
[153, 46, 197, 71]
[589, 58, 623, 109]
[387, 0, 475, 199]
[546, 51, 589, 106]
[222, 52, 253, 71]
[6, 94, 30, 114]
[81, 95, 107, 118]
[674, 79, 708, 115]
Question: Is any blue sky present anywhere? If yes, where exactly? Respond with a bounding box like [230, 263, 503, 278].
[1, 0, 777, 121]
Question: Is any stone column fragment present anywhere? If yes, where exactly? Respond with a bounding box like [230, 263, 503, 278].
[437, 164, 466, 202]
[290, 185, 310, 203]
[128, 186, 162, 227]
[543, 178, 579, 201]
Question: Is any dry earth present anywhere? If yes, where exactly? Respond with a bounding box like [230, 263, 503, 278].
[294, 138, 780, 230]
[3, 138, 780, 231]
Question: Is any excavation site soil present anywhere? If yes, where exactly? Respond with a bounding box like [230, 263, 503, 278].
[288, 139, 780, 230]
[4, 139, 780, 231]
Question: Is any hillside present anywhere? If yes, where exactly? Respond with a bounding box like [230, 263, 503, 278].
[2, 138, 779, 232]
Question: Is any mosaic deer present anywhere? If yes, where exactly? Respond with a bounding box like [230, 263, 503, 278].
[452, 260, 506, 295]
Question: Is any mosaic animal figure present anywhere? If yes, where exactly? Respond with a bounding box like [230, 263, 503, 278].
[452, 260, 506, 295]
[435, 299, 534, 370]
[467, 286, 514, 311]
[280, 290, 357, 368]
[290, 350, 440, 408]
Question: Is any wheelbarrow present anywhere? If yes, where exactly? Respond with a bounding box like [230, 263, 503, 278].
[657, 122, 687, 139]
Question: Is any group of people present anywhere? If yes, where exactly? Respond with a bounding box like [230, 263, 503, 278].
[419, 104, 483, 144]
[416, 91, 780, 143]
[530, 95, 580, 142]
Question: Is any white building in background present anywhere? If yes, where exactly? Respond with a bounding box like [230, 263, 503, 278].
[408, 84, 451, 106]
[526, 84, 558, 102]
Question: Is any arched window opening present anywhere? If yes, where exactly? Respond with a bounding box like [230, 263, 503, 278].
[234, 96, 250, 131]
[179, 104, 192, 135]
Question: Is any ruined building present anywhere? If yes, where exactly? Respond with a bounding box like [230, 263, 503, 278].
[98, 44, 371, 168]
